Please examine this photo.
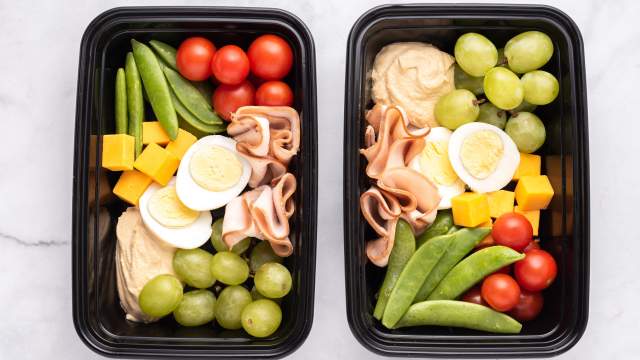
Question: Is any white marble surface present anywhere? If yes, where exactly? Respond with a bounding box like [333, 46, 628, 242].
[0, 0, 638, 358]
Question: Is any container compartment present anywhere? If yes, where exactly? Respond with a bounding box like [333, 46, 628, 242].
[343, 4, 588, 357]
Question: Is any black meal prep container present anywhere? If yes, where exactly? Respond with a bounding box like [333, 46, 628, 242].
[72, 7, 317, 359]
[343, 4, 589, 358]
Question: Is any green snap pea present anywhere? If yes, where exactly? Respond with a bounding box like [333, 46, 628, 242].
[125, 52, 144, 157]
[446, 225, 459, 234]
[428, 245, 525, 301]
[169, 86, 226, 136]
[373, 219, 415, 320]
[414, 227, 491, 303]
[131, 39, 178, 140]
[149, 40, 178, 71]
[382, 234, 454, 329]
[161, 65, 223, 125]
[114, 68, 128, 134]
[394, 300, 522, 334]
[193, 80, 214, 103]
[416, 211, 453, 248]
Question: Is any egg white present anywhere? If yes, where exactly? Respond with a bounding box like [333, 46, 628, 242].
[139, 177, 213, 249]
[448, 122, 520, 193]
[410, 127, 466, 209]
[176, 135, 251, 211]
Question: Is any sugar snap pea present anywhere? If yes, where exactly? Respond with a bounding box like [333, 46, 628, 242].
[162, 65, 223, 125]
[382, 234, 454, 329]
[428, 245, 525, 301]
[414, 227, 491, 302]
[373, 219, 415, 320]
[169, 86, 226, 135]
[416, 211, 453, 248]
[125, 52, 143, 157]
[149, 40, 178, 71]
[131, 39, 178, 140]
[394, 300, 522, 334]
[115, 68, 128, 134]
[446, 225, 459, 234]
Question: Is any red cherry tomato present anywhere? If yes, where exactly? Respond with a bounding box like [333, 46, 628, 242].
[211, 45, 250, 85]
[492, 213, 533, 251]
[523, 239, 541, 253]
[176, 37, 216, 81]
[248, 34, 293, 80]
[256, 81, 294, 106]
[460, 286, 487, 306]
[212, 81, 255, 121]
[481, 273, 521, 312]
[514, 249, 558, 291]
[508, 291, 544, 321]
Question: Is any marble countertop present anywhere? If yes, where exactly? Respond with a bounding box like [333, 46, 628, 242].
[1, 0, 637, 358]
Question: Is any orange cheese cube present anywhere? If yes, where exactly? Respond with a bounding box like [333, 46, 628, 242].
[133, 143, 179, 186]
[515, 175, 554, 211]
[142, 121, 171, 145]
[451, 192, 490, 227]
[515, 206, 540, 236]
[478, 218, 493, 228]
[513, 153, 541, 180]
[487, 190, 515, 218]
[113, 170, 152, 206]
[165, 128, 197, 160]
[101, 134, 134, 171]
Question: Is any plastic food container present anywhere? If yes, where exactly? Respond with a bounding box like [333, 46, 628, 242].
[72, 7, 317, 358]
[343, 4, 589, 358]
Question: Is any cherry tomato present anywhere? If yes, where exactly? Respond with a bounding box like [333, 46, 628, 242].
[523, 239, 541, 253]
[212, 81, 255, 121]
[176, 37, 216, 81]
[492, 213, 533, 251]
[248, 34, 293, 80]
[256, 81, 294, 106]
[514, 249, 557, 291]
[211, 45, 250, 85]
[460, 286, 487, 306]
[508, 291, 544, 321]
[481, 273, 521, 312]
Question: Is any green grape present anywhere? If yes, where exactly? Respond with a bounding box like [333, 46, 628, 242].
[250, 241, 283, 273]
[511, 99, 537, 113]
[505, 112, 546, 153]
[241, 299, 282, 338]
[477, 102, 507, 129]
[173, 290, 216, 327]
[454, 32, 498, 77]
[211, 218, 250, 254]
[215, 285, 252, 330]
[173, 249, 216, 289]
[251, 285, 282, 304]
[254, 263, 292, 299]
[484, 67, 524, 110]
[434, 89, 480, 130]
[138, 274, 183, 318]
[454, 64, 484, 95]
[210, 251, 249, 285]
[504, 31, 554, 73]
[521, 70, 559, 105]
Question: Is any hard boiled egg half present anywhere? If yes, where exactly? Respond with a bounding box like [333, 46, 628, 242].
[448, 122, 520, 193]
[410, 127, 465, 209]
[139, 177, 213, 249]
[176, 135, 251, 211]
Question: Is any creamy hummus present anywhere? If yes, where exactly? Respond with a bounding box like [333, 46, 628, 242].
[371, 42, 455, 128]
[115, 207, 177, 323]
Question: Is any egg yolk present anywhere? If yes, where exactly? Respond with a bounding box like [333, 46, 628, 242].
[420, 140, 458, 185]
[189, 145, 243, 192]
[460, 130, 504, 179]
[148, 186, 199, 228]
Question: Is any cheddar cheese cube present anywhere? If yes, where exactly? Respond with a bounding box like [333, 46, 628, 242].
[478, 218, 493, 228]
[101, 134, 134, 171]
[487, 190, 515, 218]
[142, 121, 171, 145]
[515, 175, 554, 211]
[133, 143, 179, 186]
[165, 128, 197, 160]
[113, 170, 152, 206]
[515, 206, 540, 236]
[451, 192, 490, 227]
[513, 153, 541, 180]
